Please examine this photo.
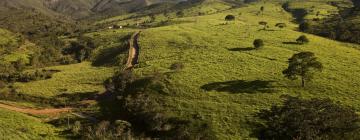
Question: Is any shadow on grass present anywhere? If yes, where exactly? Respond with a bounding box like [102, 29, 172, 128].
[201, 80, 276, 94]
[228, 47, 255, 51]
[91, 45, 128, 67]
[282, 42, 300, 45]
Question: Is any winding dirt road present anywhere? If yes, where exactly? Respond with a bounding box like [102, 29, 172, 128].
[124, 31, 141, 70]
[0, 103, 71, 116]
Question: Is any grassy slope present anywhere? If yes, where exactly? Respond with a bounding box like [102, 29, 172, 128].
[104, 1, 360, 139]
[0, 108, 61, 140]
[14, 62, 113, 97]
[4, 0, 360, 139]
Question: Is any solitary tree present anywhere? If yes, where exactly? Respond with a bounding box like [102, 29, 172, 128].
[259, 21, 268, 30]
[256, 96, 360, 140]
[283, 52, 323, 87]
[253, 39, 264, 49]
[225, 15, 235, 21]
[260, 6, 265, 13]
[296, 35, 310, 44]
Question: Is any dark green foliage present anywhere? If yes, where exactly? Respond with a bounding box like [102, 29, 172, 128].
[0, 69, 58, 83]
[255, 96, 360, 140]
[63, 36, 95, 63]
[105, 71, 216, 139]
[253, 39, 264, 49]
[299, 22, 310, 32]
[296, 35, 310, 44]
[104, 70, 135, 93]
[283, 52, 323, 87]
[176, 11, 185, 17]
[81, 121, 133, 140]
[225, 15, 236, 21]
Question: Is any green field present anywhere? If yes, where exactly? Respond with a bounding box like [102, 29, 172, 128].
[0, 108, 61, 140]
[91, 1, 360, 139]
[14, 62, 113, 97]
[0, 0, 360, 139]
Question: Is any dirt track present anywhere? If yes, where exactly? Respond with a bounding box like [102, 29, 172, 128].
[124, 31, 141, 70]
[0, 103, 71, 115]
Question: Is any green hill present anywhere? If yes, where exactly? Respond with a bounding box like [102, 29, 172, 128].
[1, 0, 360, 139]
[85, 1, 360, 139]
[0, 108, 61, 139]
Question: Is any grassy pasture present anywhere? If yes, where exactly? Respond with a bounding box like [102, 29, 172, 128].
[0, 108, 61, 140]
[14, 62, 114, 98]
[1, 0, 360, 139]
[104, 2, 360, 139]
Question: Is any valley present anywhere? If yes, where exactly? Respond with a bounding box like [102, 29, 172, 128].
[0, 0, 360, 139]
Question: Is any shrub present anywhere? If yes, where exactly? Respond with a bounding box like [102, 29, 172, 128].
[255, 96, 360, 140]
[299, 22, 310, 32]
[176, 11, 184, 17]
[253, 39, 264, 49]
[170, 62, 185, 71]
[296, 35, 310, 44]
[275, 23, 287, 28]
[225, 15, 235, 21]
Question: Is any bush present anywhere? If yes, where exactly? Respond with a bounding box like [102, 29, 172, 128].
[296, 35, 310, 44]
[275, 23, 287, 28]
[170, 62, 185, 71]
[299, 22, 310, 32]
[253, 39, 264, 49]
[225, 15, 235, 21]
[255, 96, 360, 140]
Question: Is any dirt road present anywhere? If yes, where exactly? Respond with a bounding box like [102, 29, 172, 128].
[124, 31, 141, 70]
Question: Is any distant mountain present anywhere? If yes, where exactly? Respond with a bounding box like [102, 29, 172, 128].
[0, 0, 190, 19]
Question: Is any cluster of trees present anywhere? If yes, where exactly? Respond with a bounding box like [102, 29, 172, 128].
[0, 69, 56, 83]
[62, 35, 95, 63]
[299, 7, 360, 44]
[255, 96, 360, 139]
[101, 70, 216, 139]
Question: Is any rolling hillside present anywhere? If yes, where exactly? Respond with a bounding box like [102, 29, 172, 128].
[1, 0, 360, 139]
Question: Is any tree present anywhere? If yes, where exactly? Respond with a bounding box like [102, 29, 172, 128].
[296, 35, 310, 44]
[253, 39, 264, 49]
[225, 15, 235, 21]
[105, 70, 135, 93]
[259, 21, 268, 30]
[260, 6, 265, 13]
[282, 52, 323, 87]
[255, 96, 360, 140]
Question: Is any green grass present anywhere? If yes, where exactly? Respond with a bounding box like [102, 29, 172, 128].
[88, 1, 360, 139]
[14, 62, 114, 97]
[0, 108, 62, 140]
[2, 1, 360, 139]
